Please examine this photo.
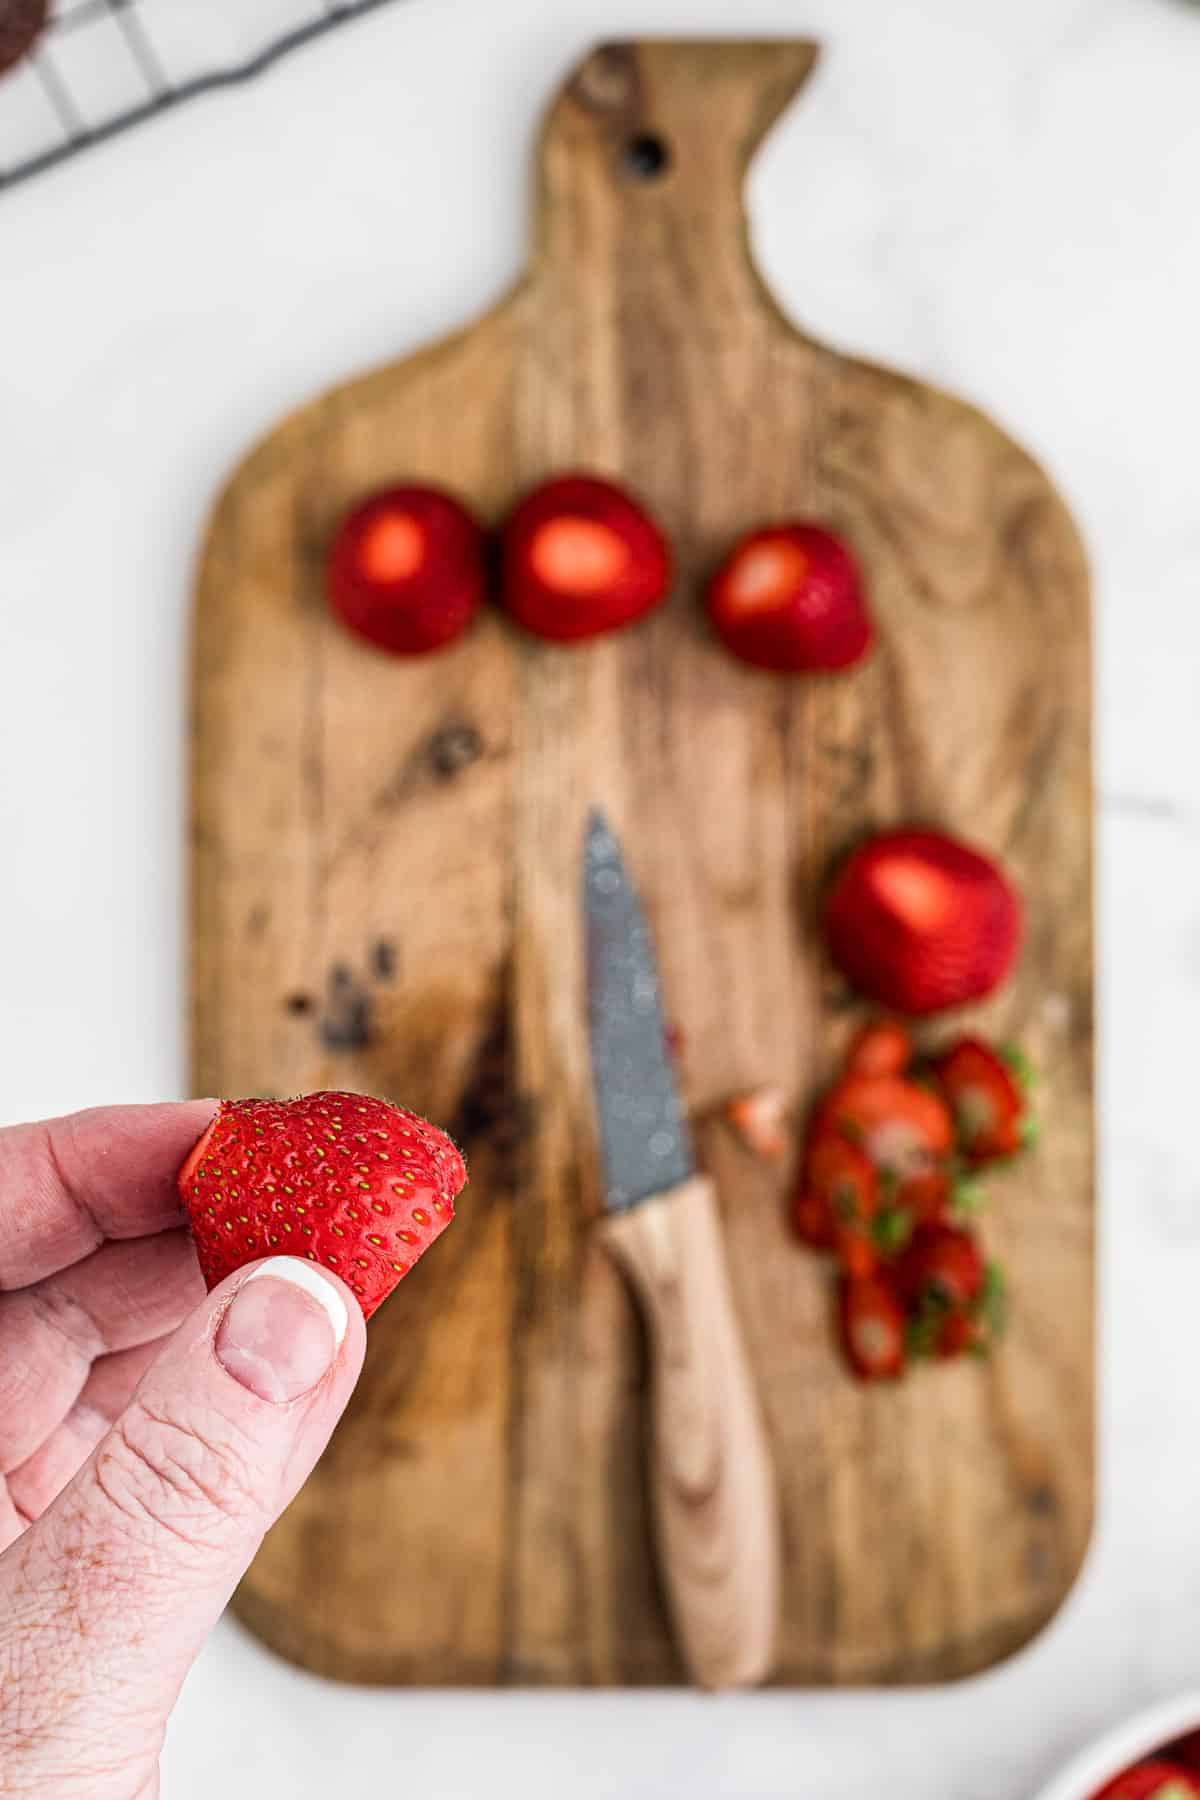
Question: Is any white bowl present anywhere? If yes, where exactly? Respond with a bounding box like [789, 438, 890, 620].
[1033, 1694, 1200, 1800]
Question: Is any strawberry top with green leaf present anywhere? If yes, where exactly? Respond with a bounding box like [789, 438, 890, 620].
[178, 1093, 467, 1320]
[934, 1037, 1030, 1163]
[839, 1274, 906, 1381]
[895, 1222, 985, 1310]
[818, 1073, 953, 1178]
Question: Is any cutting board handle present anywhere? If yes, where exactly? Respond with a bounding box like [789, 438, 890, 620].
[535, 40, 819, 320]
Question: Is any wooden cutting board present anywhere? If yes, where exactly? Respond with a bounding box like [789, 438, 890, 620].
[190, 39, 1094, 1686]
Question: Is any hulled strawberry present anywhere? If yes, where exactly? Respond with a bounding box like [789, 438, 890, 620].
[824, 827, 1023, 1015]
[500, 473, 672, 643]
[178, 1093, 466, 1320]
[707, 523, 873, 673]
[327, 485, 485, 656]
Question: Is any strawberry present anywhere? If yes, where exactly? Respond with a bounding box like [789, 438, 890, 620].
[845, 1017, 913, 1078]
[824, 828, 1022, 1015]
[177, 1092, 467, 1320]
[933, 1037, 1027, 1163]
[707, 523, 873, 673]
[794, 1130, 878, 1273]
[327, 486, 485, 657]
[818, 1074, 953, 1178]
[500, 473, 671, 643]
[839, 1275, 906, 1381]
[933, 1307, 985, 1359]
[1091, 1763, 1200, 1800]
[723, 1085, 789, 1161]
[895, 1165, 950, 1225]
[796, 1130, 876, 1232]
[895, 1222, 984, 1310]
[792, 1189, 835, 1249]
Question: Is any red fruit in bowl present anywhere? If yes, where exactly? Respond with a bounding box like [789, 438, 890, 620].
[707, 523, 873, 673]
[824, 827, 1022, 1015]
[327, 485, 485, 657]
[500, 473, 672, 643]
[1091, 1762, 1200, 1800]
[178, 1092, 467, 1320]
[933, 1037, 1026, 1163]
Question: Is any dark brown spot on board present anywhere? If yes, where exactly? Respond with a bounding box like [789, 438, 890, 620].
[319, 964, 372, 1052]
[448, 963, 534, 1186]
[371, 939, 398, 981]
[428, 723, 483, 779]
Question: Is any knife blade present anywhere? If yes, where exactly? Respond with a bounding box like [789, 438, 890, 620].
[583, 810, 694, 1208]
[583, 809, 780, 1691]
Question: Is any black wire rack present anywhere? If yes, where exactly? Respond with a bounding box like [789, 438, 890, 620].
[0, 0, 406, 192]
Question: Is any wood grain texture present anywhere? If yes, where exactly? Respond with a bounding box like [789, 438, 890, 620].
[190, 39, 1094, 1687]
[600, 1175, 779, 1689]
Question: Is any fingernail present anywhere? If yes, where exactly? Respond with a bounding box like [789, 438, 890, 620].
[215, 1259, 349, 1404]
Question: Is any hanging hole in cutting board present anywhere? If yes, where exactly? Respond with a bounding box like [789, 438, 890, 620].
[622, 133, 671, 181]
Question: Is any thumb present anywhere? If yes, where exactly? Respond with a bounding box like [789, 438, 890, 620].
[9, 1256, 364, 1753]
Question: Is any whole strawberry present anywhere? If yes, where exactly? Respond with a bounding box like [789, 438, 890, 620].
[824, 827, 1022, 1014]
[327, 485, 486, 657]
[707, 523, 873, 673]
[500, 472, 672, 643]
[178, 1093, 466, 1319]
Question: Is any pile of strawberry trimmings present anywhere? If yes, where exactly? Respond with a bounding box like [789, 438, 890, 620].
[792, 1020, 1036, 1381]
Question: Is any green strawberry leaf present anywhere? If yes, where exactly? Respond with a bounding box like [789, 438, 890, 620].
[999, 1042, 1037, 1094]
[1019, 1114, 1041, 1151]
[905, 1312, 940, 1360]
[873, 1207, 914, 1256]
[952, 1175, 988, 1216]
[977, 1261, 1008, 1338]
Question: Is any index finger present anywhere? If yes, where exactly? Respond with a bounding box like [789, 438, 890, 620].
[0, 1101, 217, 1291]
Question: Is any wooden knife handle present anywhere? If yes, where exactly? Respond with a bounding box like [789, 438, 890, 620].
[599, 1174, 779, 1689]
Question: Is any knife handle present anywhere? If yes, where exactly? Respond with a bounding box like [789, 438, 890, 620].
[599, 1174, 779, 1690]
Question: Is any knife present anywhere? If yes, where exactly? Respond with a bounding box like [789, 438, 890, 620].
[583, 810, 780, 1690]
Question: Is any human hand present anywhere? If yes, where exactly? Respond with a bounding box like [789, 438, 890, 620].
[0, 1101, 366, 1797]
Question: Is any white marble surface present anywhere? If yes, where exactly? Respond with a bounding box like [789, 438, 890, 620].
[2, 0, 1199, 1794]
